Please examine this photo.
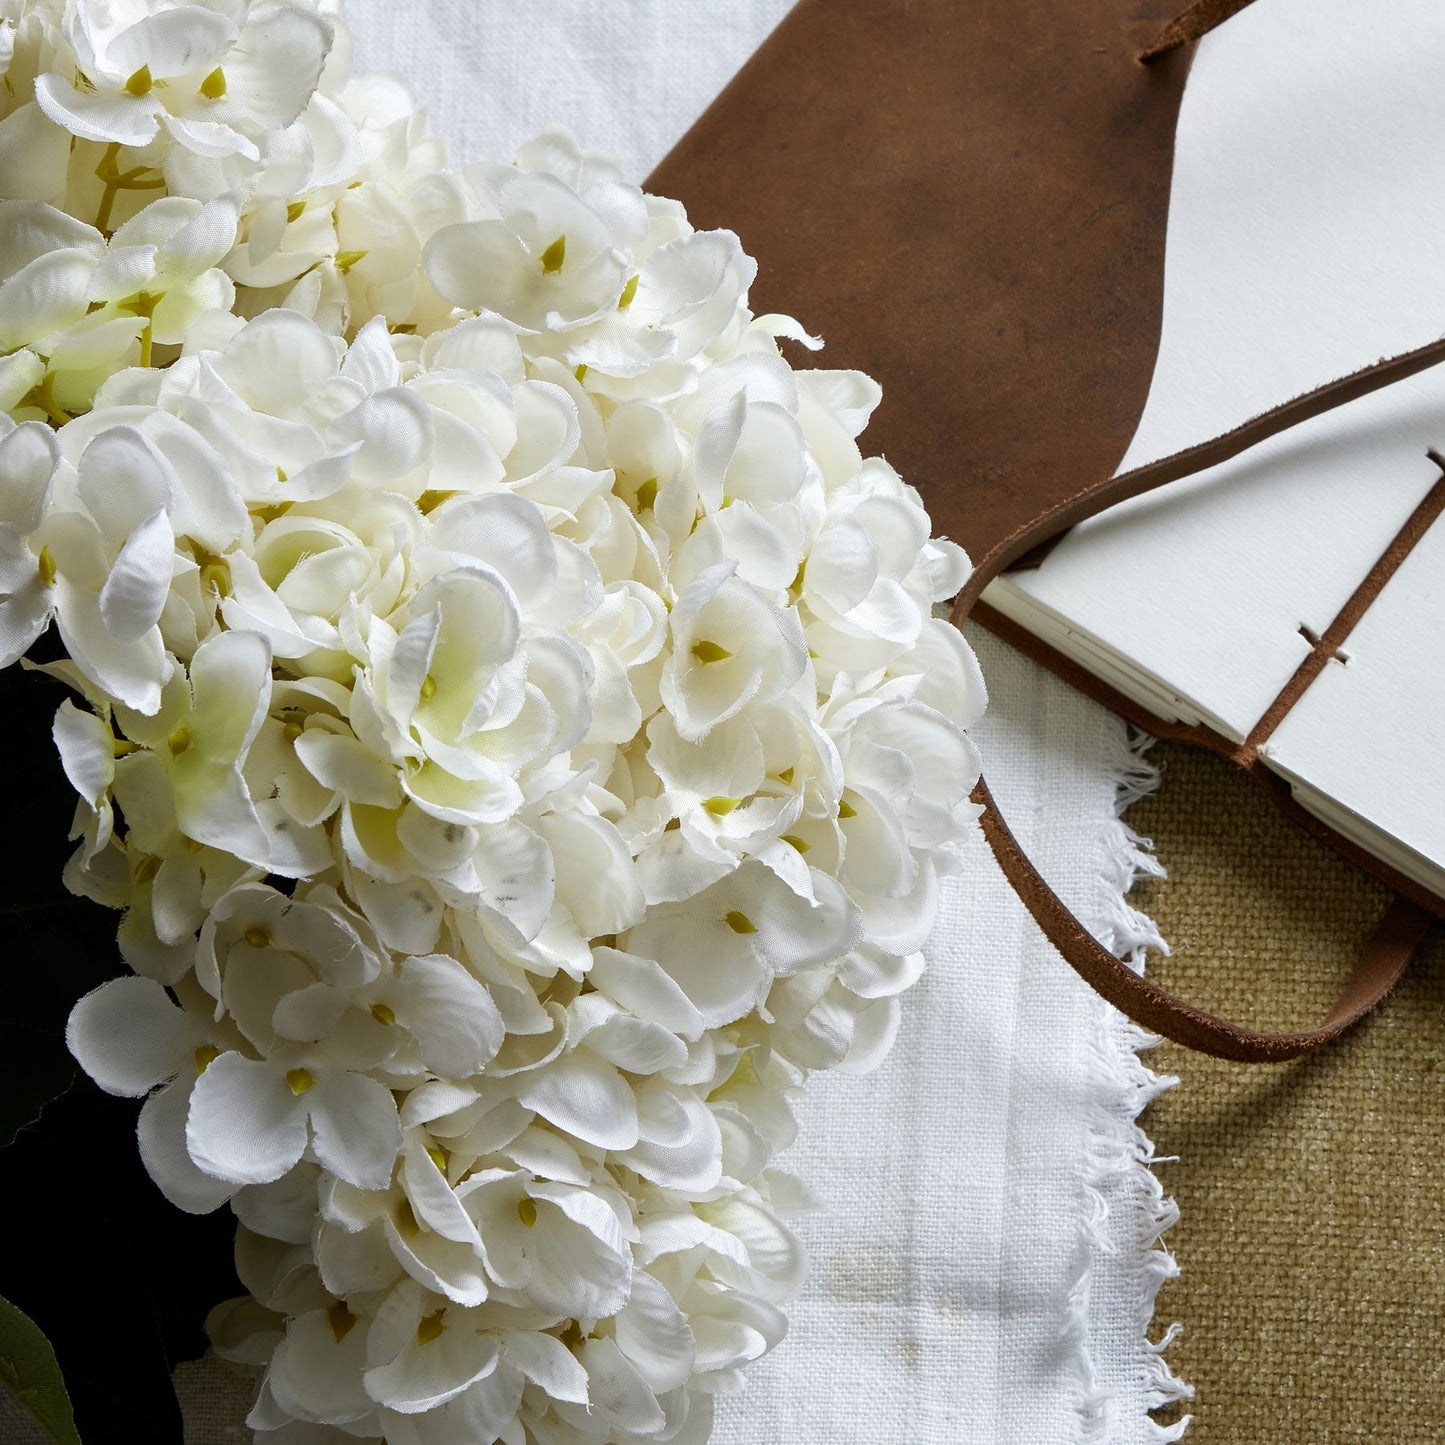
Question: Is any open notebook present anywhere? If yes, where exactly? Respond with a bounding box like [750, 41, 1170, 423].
[983, 0, 1445, 900]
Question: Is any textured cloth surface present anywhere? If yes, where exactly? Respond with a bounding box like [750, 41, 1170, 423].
[1129, 742, 1445, 1443]
[343, 0, 798, 189]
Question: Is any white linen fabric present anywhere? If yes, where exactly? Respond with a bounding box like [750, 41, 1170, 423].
[341, 0, 800, 192]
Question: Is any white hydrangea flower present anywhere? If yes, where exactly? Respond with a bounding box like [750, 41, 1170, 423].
[0, 6, 996, 1433]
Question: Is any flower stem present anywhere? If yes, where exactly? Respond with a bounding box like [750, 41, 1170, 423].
[93, 143, 122, 235]
[92, 144, 167, 236]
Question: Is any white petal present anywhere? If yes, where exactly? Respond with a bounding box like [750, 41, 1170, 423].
[329, 388, 433, 487]
[588, 947, 705, 1041]
[577, 1338, 664, 1436]
[99, 508, 174, 643]
[0, 105, 75, 204]
[426, 493, 555, 612]
[33, 74, 161, 147]
[269, 1305, 374, 1425]
[0, 568, 54, 669]
[66, 976, 191, 1096]
[514, 1053, 638, 1152]
[704, 1195, 806, 1296]
[294, 729, 402, 808]
[399, 1138, 481, 1247]
[519, 1189, 632, 1320]
[316, 1218, 400, 1297]
[749, 866, 863, 976]
[188, 627, 271, 758]
[308, 1070, 402, 1191]
[381, 1367, 524, 1445]
[52, 699, 113, 811]
[579, 1013, 686, 1075]
[0, 248, 96, 350]
[614, 1272, 695, 1392]
[270, 982, 348, 1042]
[363, 1319, 499, 1414]
[535, 812, 644, 938]
[225, 3, 333, 129]
[55, 583, 169, 715]
[75, 427, 175, 540]
[107, 7, 239, 79]
[502, 1331, 588, 1406]
[0, 421, 58, 533]
[157, 122, 253, 182]
[137, 1077, 235, 1213]
[384, 1219, 490, 1308]
[232, 1169, 318, 1245]
[156, 189, 242, 277]
[470, 820, 553, 942]
[390, 954, 504, 1078]
[617, 1091, 723, 1193]
[187, 1052, 309, 1185]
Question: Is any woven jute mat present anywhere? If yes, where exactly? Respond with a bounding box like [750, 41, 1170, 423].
[1125, 740, 1445, 1442]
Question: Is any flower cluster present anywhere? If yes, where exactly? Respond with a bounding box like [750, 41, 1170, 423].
[4, 0, 986, 1439]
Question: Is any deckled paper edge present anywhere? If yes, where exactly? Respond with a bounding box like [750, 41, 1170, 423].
[1068, 730, 1193, 1443]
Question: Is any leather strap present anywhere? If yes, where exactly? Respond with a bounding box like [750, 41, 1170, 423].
[953, 336, 1445, 1061]
[975, 779, 1432, 1061]
[1140, 0, 1259, 62]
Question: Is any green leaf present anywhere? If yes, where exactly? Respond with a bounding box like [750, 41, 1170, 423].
[0, 1295, 82, 1444]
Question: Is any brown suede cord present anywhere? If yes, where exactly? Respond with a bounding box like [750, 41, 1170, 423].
[974, 775, 1431, 1062]
[953, 339, 1445, 1061]
[1240, 464, 1445, 762]
[951, 335, 1445, 622]
[1140, 0, 1260, 62]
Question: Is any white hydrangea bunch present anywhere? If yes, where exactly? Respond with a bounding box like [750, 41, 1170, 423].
[3, 0, 987, 1438]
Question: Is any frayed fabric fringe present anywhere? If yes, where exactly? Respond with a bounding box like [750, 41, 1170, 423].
[1066, 727, 1193, 1443]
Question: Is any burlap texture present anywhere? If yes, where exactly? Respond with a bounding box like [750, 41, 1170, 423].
[1126, 740, 1445, 1442]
